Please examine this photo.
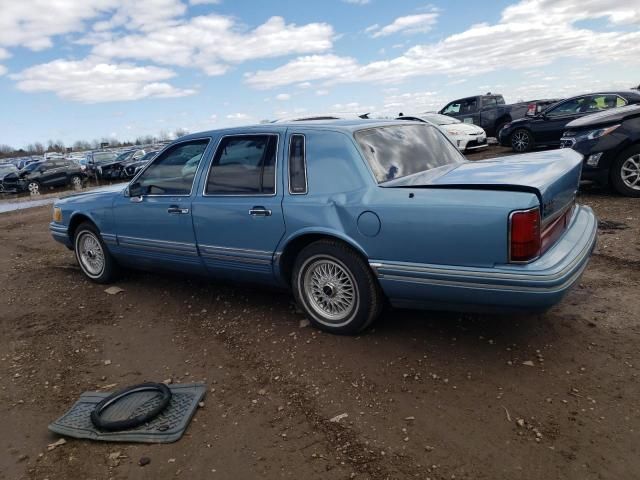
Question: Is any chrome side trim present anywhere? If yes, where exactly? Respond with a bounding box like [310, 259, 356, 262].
[118, 235, 198, 256]
[381, 258, 590, 294]
[101, 233, 118, 245]
[199, 244, 273, 265]
[49, 223, 68, 234]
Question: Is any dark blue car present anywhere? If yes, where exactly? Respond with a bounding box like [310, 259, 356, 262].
[50, 120, 597, 334]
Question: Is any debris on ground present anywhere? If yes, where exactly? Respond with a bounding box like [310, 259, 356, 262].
[104, 286, 125, 295]
[47, 438, 67, 451]
[329, 413, 348, 423]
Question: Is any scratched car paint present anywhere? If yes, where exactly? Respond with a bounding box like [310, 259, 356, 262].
[50, 120, 597, 334]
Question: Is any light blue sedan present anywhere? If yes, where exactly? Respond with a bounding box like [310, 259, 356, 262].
[50, 120, 597, 334]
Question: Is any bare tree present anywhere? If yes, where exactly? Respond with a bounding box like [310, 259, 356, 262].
[174, 128, 189, 138]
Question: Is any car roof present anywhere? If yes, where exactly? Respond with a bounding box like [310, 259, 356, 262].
[566, 104, 640, 128]
[179, 119, 417, 141]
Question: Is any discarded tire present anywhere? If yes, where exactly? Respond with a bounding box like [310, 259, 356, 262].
[90, 383, 172, 432]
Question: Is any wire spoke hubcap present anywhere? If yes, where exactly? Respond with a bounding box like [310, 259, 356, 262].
[78, 232, 105, 276]
[621, 154, 640, 190]
[303, 258, 357, 324]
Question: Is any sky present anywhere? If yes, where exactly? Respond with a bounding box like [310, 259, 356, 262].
[0, 0, 639, 149]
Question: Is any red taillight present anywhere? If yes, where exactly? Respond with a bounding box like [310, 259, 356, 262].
[510, 208, 541, 262]
[540, 204, 574, 254]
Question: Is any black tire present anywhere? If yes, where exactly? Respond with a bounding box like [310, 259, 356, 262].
[73, 221, 119, 283]
[494, 121, 508, 138]
[292, 239, 383, 335]
[510, 128, 533, 153]
[610, 145, 640, 197]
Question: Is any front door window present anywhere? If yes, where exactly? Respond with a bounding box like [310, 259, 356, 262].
[134, 139, 209, 195]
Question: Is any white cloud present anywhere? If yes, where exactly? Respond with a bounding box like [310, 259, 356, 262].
[245, 54, 360, 89]
[226, 113, 251, 120]
[368, 13, 439, 38]
[90, 0, 187, 33]
[93, 15, 334, 76]
[0, 65, 7, 76]
[190, 0, 221, 4]
[11, 58, 195, 103]
[316, 89, 329, 96]
[275, 93, 291, 101]
[245, 0, 640, 89]
[343, 0, 370, 4]
[0, 0, 186, 51]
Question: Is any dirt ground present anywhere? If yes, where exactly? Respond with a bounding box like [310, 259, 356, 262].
[2, 146, 640, 480]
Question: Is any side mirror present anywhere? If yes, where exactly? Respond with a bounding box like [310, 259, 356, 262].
[128, 182, 144, 198]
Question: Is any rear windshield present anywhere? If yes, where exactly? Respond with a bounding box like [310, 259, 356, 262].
[354, 124, 465, 184]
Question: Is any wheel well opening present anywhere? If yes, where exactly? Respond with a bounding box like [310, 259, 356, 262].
[67, 214, 94, 243]
[279, 234, 366, 286]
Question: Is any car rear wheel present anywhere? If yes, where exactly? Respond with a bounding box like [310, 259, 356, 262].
[27, 181, 40, 195]
[511, 129, 533, 152]
[610, 146, 640, 197]
[292, 240, 383, 335]
[70, 175, 83, 190]
[74, 222, 119, 283]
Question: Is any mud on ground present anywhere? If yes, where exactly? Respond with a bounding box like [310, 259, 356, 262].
[1, 150, 640, 479]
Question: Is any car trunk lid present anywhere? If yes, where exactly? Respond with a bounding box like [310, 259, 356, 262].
[384, 148, 583, 219]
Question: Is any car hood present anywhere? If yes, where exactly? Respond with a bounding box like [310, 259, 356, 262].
[566, 104, 640, 129]
[440, 123, 485, 135]
[55, 183, 126, 204]
[383, 148, 583, 219]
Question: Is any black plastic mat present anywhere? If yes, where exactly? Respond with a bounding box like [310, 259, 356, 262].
[49, 383, 206, 443]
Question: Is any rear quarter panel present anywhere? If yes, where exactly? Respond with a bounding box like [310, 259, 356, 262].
[280, 128, 540, 268]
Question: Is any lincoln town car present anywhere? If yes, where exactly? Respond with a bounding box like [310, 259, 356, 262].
[50, 120, 597, 334]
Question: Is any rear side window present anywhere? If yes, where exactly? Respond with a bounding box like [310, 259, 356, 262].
[355, 124, 465, 184]
[206, 135, 277, 195]
[288, 135, 307, 194]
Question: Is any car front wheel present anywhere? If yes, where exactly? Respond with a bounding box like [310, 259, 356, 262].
[292, 240, 382, 335]
[74, 222, 119, 283]
[511, 129, 533, 152]
[610, 146, 640, 197]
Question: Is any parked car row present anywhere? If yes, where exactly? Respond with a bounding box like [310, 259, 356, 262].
[432, 88, 640, 197]
[497, 91, 640, 152]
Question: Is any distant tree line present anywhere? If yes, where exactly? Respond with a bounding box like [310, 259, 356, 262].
[0, 128, 190, 160]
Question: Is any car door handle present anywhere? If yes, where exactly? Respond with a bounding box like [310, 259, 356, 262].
[167, 206, 189, 214]
[249, 206, 272, 217]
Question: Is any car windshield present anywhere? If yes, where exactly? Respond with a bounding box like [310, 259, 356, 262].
[422, 114, 461, 125]
[355, 124, 465, 184]
[115, 151, 134, 162]
[92, 152, 118, 164]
